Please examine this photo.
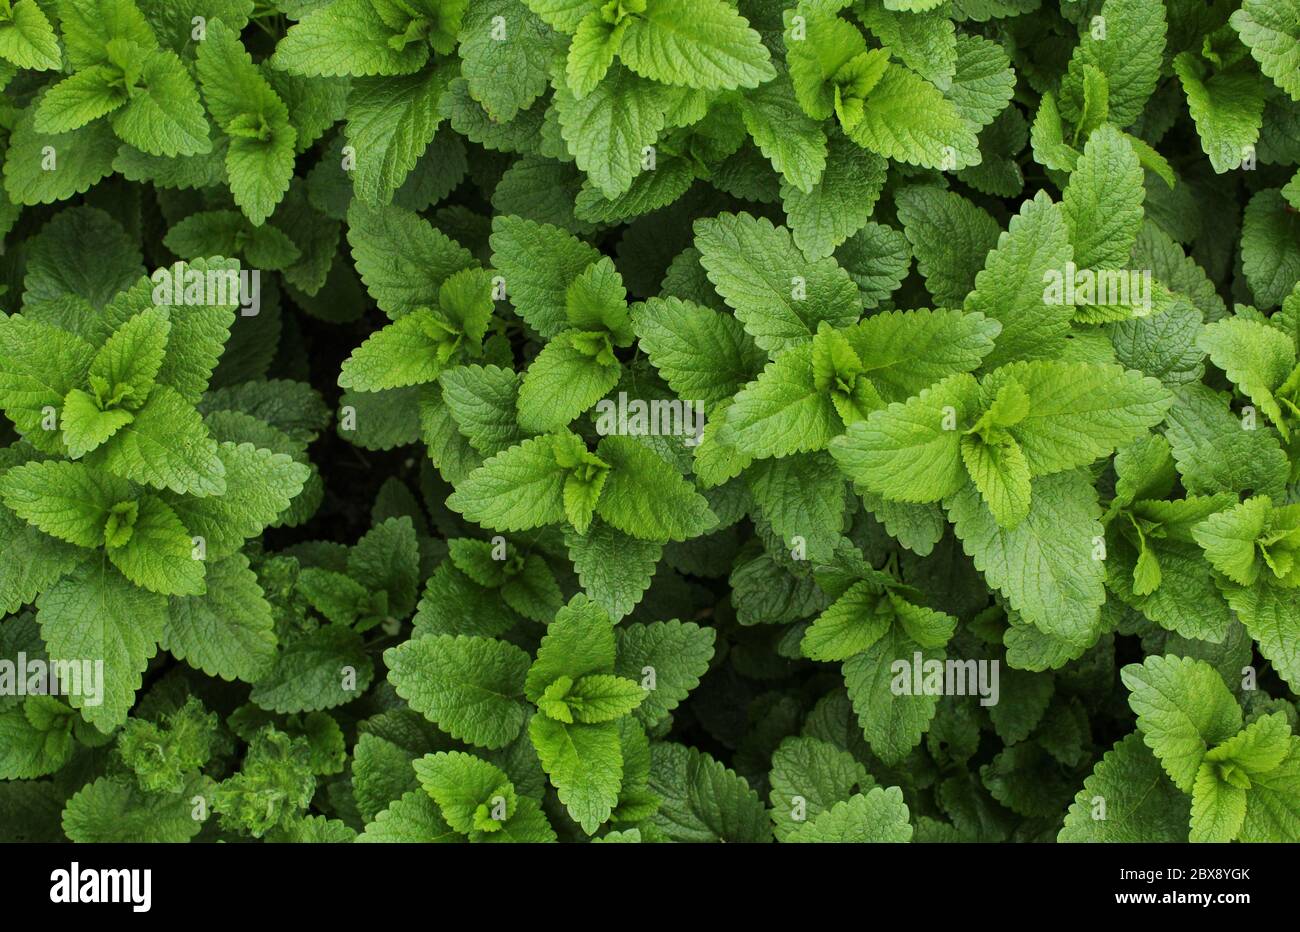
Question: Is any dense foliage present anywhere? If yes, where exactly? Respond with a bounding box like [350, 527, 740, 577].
[1, 0, 1299, 843]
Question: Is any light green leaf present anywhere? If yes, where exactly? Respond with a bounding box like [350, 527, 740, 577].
[163, 552, 276, 682]
[385, 634, 530, 748]
[618, 0, 774, 90]
[1231, 0, 1300, 101]
[1120, 654, 1243, 793]
[693, 211, 861, 354]
[37, 561, 167, 732]
[787, 787, 912, 842]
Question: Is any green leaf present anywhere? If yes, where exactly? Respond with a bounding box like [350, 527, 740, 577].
[945, 33, 1015, 128]
[0, 316, 95, 452]
[460, 0, 559, 120]
[1238, 736, 1300, 842]
[694, 211, 861, 354]
[738, 71, 827, 194]
[618, 0, 774, 90]
[35, 67, 128, 134]
[92, 305, 170, 411]
[1190, 769, 1248, 842]
[349, 201, 477, 320]
[781, 133, 887, 260]
[844, 64, 979, 169]
[447, 434, 567, 532]
[614, 619, 714, 728]
[517, 333, 621, 432]
[751, 449, 846, 559]
[986, 361, 1174, 476]
[351, 515, 421, 617]
[520, 0, 595, 32]
[413, 561, 519, 637]
[1120, 654, 1243, 793]
[3, 103, 118, 206]
[0, 508, 83, 616]
[148, 256, 239, 402]
[0, 0, 61, 70]
[1223, 585, 1300, 692]
[62, 776, 204, 842]
[105, 493, 205, 596]
[359, 790, 461, 843]
[198, 20, 296, 224]
[724, 344, 838, 457]
[0, 698, 75, 778]
[111, 49, 212, 158]
[594, 435, 715, 541]
[1073, 65, 1110, 145]
[500, 554, 564, 624]
[1231, 0, 1300, 102]
[566, 10, 626, 97]
[385, 634, 530, 748]
[558, 673, 646, 723]
[491, 215, 601, 337]
[787, 787, 913, 842]
[843, 621, 945, 765]
[525, 593, 616, 700]
[801, 581, 892, 661]
[860, 1, 955, 87]
[1059, 732, 1191, 841]
[646, 742, 770, 842]
[1191, 496, 1280, 587]
[250, 625, 372, 713]
[56, 0, 155, 70]
[633, 297, 764, 407]
[1061, 125, 1144, 271]
[37, 561, 167, 732]
[1164, 384, 1290, 500]
[164, 213, 298, 271]
[831, 373, 979, 503]
[529, 714, 621, 833]
[895, 186, 1001, 306]
[296, 569, 368, 626]
[767, 735, 874, 841]
[1207, 712, 1293, 777]
[564, 520, 662, 621]
[965, 191, 1074, 369]
[553, 64, 671, 198]
[1173, 53, 1266, 174]
[439, 364, 526, 457]
[339, 310, 452, 391]
[61, 389, 134, 458]
[0, 459, 129, 548]
[1197, 317, 1295, 436]
[1241, 188, 1300, 309]
[784, 4, 869, 121]
[947, 470, 1106, 642]
[163, 552, 276, 682]
[345, 65, 453, 206]
[271, 0, 430, 77]
[96, 384, 225, 496]
[164, 441, 308, 560]
[413, 750, 516, 835]
[962, 434, 1032, 527]
[1060, 0, 1166, 128]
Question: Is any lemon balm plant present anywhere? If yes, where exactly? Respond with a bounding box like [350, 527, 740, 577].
[0, 0, 1299, 844]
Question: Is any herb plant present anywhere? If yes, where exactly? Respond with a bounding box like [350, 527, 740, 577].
[1, 0, 1299, 845]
